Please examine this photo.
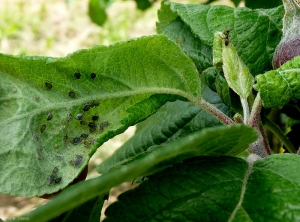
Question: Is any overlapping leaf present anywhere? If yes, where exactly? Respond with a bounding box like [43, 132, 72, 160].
[104, 154, 300, 222]
[19, 124, 257, 222]
[0, 35, 201, 196]
[98, 84, 232, 174]
[157, 1, 283, 75]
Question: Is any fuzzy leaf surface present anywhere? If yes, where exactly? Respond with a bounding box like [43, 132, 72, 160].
[254, 56, 300, 108]
[222, 39, 254, 99]
[104, 154, 300, 222]
[0, 35, 201, 197]
[157, 1, 283, 75]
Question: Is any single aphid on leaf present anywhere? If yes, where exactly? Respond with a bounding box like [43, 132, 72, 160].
[98, 121, 109, 131]
[80, 120, 87, 125]
[83, 103, 91, 112]
[91, 73, 97, 79]
[91, 100, 100, 107]
[88, 122, 96, 128]
[45, 82, 53, 89]
[224, 29, 230, 46]
[74, 72, 81, 79]
[54, 177, 62, 184]
[72, 136, 82, 145]
[69, 155, 83, 167]
[47, 175, 55, 185]
[80, 134, 88, 139]
[52, 167, 58, 174]
[47, 113, 53, 121]
[76, 113, 84, 120]
[68, 91, 76, 98]
[40, 124, 47, 133]
[92, 115, 99, 121]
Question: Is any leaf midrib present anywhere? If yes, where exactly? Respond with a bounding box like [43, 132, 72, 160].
[0, 88, 197, 124]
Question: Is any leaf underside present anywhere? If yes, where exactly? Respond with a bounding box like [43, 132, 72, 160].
[0, 35, 201, 197]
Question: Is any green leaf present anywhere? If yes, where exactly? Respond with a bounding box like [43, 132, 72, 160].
[222, 34, 254, 99]
[135, 0, 152, 10]
[88, 0, 114, 26]
[254, 56, 300, 108]
[213, 31, 223, 70]
[0, 35, 201, 197]
[97, 84, 233, 173]
[215, 73, 242, 113]
[202, 67, 219, 92]
[104, 154, 300, 222]
[50, 196, 104, 222]
[157, 1, 283, 75]
[19, 124, 257, 222]
[158, 17, 213, 73]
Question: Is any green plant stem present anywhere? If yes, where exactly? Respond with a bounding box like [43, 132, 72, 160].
[197, 98, 234, 125]
[241, 98, 250, 124]
[263, 116, 297, 153]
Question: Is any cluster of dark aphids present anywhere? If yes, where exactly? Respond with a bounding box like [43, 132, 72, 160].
[37, 71, 109, 146]
[48, 167, 62, 185]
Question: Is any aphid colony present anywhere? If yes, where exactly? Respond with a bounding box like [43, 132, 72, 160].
[48, 167, 62, 185]
[37, 99, 108, 146]
[38, 70, 107, 138]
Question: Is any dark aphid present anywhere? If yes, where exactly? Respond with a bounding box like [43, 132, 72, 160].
[81, 134, 89, 139]
[47, 113, 53, 121]
[45, 82, 53, 89]
[76, 113, 84, 120]
[53, 167, 58, 174]
[72, 136, 82, 145]
[80, 120, 87, 125]
[74, 72, 81, 79]
[69, 91, 76, 98]
[88, 122, 96, 128]
[224, 29, 230, 46]
[70, 155, 83, 167]
[47, 175, 55, 185]
[40, 124, 47, 133]
[76, 154, 82, 159]
[90, 127, 96, 133]
[74, 158, 82, 167]
[103, 194, 109, 201]
[92, 115, 99, 121]
[90, 100, 100, 107]
[83, 103, 91, 112]
[91, 73, 96, 79]
[98, 121, 109, 131]
[54, 177, 62, 184]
